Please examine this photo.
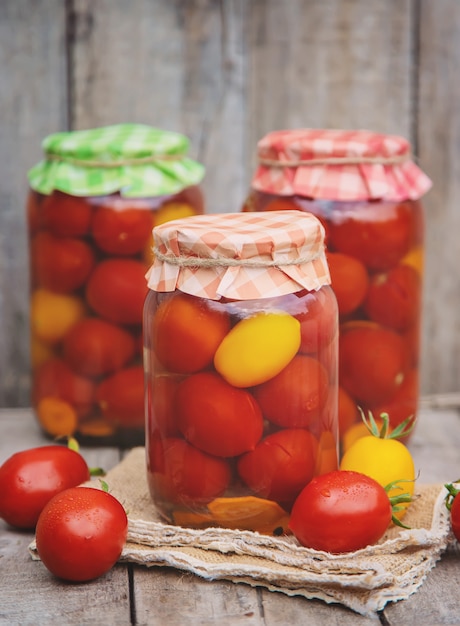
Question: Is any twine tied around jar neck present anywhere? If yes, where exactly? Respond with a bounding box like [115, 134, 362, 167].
[45, 152, 185, 168]
[153, 248, 323, 268]
[257, 152, 411, 167]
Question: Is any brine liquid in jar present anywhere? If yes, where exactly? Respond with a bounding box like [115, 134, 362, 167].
[144, 211, 338, 535]
[27, 124, 205, 446]
[243, 129, 432, 451]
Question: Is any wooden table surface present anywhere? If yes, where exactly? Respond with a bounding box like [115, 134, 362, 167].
[1, 403, 459, 626]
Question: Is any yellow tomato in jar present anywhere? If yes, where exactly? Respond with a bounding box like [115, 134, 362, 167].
[214, 311, 301, 387]
[340, 412, 416, 520]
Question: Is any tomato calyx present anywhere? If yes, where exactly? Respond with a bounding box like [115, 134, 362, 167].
[384, 479, 413, 528]
[444, 480, 460, 511]
[65, 436, 105, 477]
[359, 407, 416, 440]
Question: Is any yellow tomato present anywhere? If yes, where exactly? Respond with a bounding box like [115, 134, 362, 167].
[340, 434, 415, 519]
[30, 289, 86, 344]
[154, 202, 197, 226]
[214, 312, 300, 387]
[341, 419, 385, 453]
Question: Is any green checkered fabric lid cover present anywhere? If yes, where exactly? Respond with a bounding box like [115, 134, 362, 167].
[28, 123, 205, 197]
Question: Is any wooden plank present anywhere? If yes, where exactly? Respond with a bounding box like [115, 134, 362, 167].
[383, 543, 460, 625]
[408, 405, 460, 483]
[0, 528, 132, 626]
[0, 408, 122, 473]
[132, 566, 265, 626]
[0, 0, 68, 407]
[71, 0, 248, 214]
[382, 404, 460, 623]
[0, 408, 129, 625]
[246, 0, 415, 168]
[417, 0, 460, 395]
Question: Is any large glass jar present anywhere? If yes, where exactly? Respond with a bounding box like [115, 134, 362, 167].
[26, 123, 205, 446]
[243, 129, 432, 451]
[144, 211, 338, 535]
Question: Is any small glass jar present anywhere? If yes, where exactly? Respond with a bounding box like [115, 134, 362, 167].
[144, 211, 338, 535]
[243, 129, 432, 450]
[26, 123, 205, 446]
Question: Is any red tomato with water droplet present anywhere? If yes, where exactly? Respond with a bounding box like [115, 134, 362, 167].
[0, 445, 90, 529]
[289, 470, 392, 552]
[36, 486, 127, 581]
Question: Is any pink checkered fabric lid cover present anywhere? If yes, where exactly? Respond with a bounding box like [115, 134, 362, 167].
[146, 211, 330, 300]
[251, 129, 432, 201]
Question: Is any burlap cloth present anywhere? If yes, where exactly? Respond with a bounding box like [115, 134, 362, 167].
[29, 447, 453, 617]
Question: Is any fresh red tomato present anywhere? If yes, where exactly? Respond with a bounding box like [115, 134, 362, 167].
[364, 264, 421, 332]
[328, 201, 413, 271]
[326, 251, 369, 316]
[0, 445, 90, 529]
[32, 232, 95, 293]
[96, 365, 145, 427]
[33, 358, 95, 418]
[41, 191, 93, 237]
[289, 470, 392, 552]
[92, 205, 153, 256]
[63, 317, 136, 377]
[86, 258, 148, 325]
[176, 372, 263, 457]
[445, 483, 460, 542]
[35, 486, 127, 582]
[152, 293, 231, 374]
[149, 437, 231, 506]
[253, 355, 329, 428]
[339, 325, 407, 406]
[237, 429, 318, 506]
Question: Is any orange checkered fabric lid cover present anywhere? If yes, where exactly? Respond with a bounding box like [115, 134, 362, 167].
[252, 129, 432, 201]
[146, 211, 330, 300]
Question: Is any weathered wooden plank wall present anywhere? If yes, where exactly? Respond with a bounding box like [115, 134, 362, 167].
[0, 0, 459, 407]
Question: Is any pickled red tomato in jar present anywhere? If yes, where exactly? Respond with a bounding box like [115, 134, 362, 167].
[27, 124, 205, 445]
[243, 129, 432, 446]
[144, 211, 338, 534]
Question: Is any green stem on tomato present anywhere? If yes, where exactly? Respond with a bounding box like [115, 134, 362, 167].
[358, 407, 416, 440]
[444, 481, 460, 511]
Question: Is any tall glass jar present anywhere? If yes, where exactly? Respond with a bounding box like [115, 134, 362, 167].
[144, 211, 338, 535]
[26, 123, 205, 446]
[243, 129, 432, 451]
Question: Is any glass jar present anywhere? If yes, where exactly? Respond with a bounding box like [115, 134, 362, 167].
[144, 211, 338, 535]
[26, 123, 205, 446]
[243, 129, 432, 450]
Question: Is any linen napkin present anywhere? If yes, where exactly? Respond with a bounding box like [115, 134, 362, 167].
[29, 447, 452, 617]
